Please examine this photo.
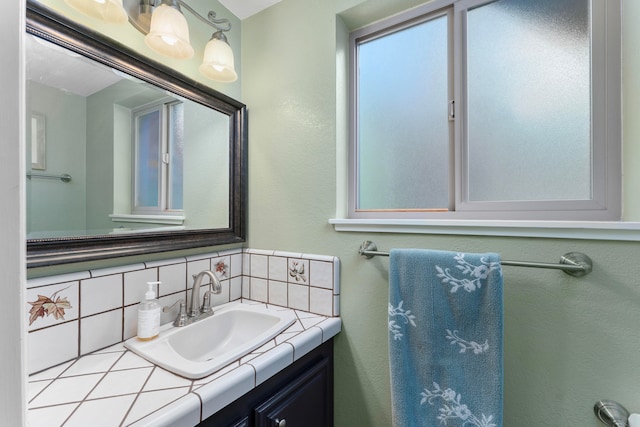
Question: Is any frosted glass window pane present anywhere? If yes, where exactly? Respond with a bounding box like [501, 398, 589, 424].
[466, 0, 591, 202]
[168, 103, 184, 210]
[136, 110, 161, 208]
[357, 15, 449, 210]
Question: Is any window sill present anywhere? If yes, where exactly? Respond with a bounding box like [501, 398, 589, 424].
[328, 218, 640, 241]
[110, 213, 185, 226]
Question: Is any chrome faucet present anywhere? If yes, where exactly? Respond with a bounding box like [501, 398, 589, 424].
[188, 270, 222, 318]
[164, 270, 223, 327]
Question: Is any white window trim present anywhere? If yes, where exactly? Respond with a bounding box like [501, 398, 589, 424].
[347, 0, 622, 222]
[110, 213, 185, 225]
[328, 218, 640, 241]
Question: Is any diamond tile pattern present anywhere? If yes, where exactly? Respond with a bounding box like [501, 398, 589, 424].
[27, 301, 341, 426]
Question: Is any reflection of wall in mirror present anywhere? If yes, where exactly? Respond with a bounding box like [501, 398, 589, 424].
[183, 101, 230, 229]
[88, 78, 155, 233]
[27, 80, 87, 236]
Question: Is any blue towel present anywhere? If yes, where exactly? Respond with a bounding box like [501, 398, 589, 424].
[389, 249, 503, 427]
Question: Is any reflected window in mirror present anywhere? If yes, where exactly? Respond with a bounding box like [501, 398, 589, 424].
[133, 100, 184, 215]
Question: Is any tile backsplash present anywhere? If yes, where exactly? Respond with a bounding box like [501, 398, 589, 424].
[26, 248, 340, 374]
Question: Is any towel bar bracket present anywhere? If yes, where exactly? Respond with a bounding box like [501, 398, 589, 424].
[558, 252, 593, 277]
[358, 240, 593, 277]
[358, 241, 380, 259]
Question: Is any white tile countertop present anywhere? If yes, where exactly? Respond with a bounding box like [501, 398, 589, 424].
[27, 300, 341, 427]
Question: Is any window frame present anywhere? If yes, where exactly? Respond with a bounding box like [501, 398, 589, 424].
[348, 0, 621, 221]
[132, 98, 184, 215]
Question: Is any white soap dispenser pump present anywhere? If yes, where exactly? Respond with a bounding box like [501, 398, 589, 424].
[137, 281, 161, 341]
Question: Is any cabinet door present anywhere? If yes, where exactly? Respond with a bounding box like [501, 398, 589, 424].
[254, 357, 331, 427]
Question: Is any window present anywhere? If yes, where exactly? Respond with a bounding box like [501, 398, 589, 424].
[349, 0, 621, 221]
[133, 100, 184, 214]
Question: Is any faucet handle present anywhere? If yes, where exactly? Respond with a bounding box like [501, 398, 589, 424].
[201, 291, 215, 315]
[163, 300, 188, 327]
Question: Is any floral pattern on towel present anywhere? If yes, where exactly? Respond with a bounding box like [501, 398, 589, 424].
[388, 301, 416, 341]
[421, 383, 496, 427]
[445, 329, 489, 355]
[436, 253, 502, 293]
[424, 252, 499, 425]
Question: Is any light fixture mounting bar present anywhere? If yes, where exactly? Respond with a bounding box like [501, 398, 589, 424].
[125, 0, 231, 35]
[175, 0, 231, 32]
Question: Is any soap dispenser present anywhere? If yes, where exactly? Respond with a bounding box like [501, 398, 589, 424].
[137, 281, 161, 341]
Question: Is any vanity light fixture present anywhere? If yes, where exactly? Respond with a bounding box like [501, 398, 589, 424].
[199, 30, 237, 82]
[144, 0, 194, 60]
[64, 0, 128, 24]
[64, 0, 238, 82]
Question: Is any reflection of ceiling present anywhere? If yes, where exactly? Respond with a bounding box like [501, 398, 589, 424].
[25, 35, 122, 97]
[218, 0, 282, 20]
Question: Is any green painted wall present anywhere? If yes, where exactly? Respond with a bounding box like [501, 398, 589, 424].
[27, 81, 87, 235]
[242, 1, 640, 426]
[25, 0, 640, 425]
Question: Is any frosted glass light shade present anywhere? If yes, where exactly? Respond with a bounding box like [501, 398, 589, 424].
[145, 4, 194, 60]
[199, 34, 237, 82]
[64, 0, 128, 24]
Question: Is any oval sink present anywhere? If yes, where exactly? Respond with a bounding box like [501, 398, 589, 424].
[124, 301, 297, 379]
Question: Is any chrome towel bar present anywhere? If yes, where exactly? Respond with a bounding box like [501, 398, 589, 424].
[27, 171, 72, 183]
[358, 240, 593, 277]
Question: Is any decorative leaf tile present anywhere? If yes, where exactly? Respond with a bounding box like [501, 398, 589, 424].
[213, 257, 230, 279]
[26, 282, 78, 330]
[288, 259, 308, 283]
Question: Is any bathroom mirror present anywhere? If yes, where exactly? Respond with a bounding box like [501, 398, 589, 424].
[25, 1, 247, 268]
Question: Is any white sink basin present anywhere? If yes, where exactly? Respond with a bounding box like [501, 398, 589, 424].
[124, 301, 297, 379]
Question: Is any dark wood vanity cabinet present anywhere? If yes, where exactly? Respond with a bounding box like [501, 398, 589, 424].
[197, 340, 334, 427]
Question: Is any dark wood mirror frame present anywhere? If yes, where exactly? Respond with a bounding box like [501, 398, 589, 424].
[26, 0, 247, 268]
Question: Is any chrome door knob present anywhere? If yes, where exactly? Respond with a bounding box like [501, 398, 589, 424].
[594, 400, 630, 427]
[274, 419, 286, 427]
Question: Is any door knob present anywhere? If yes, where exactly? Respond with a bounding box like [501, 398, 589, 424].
[594, 400, 630, 427]
[274, 419, 286, 427]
